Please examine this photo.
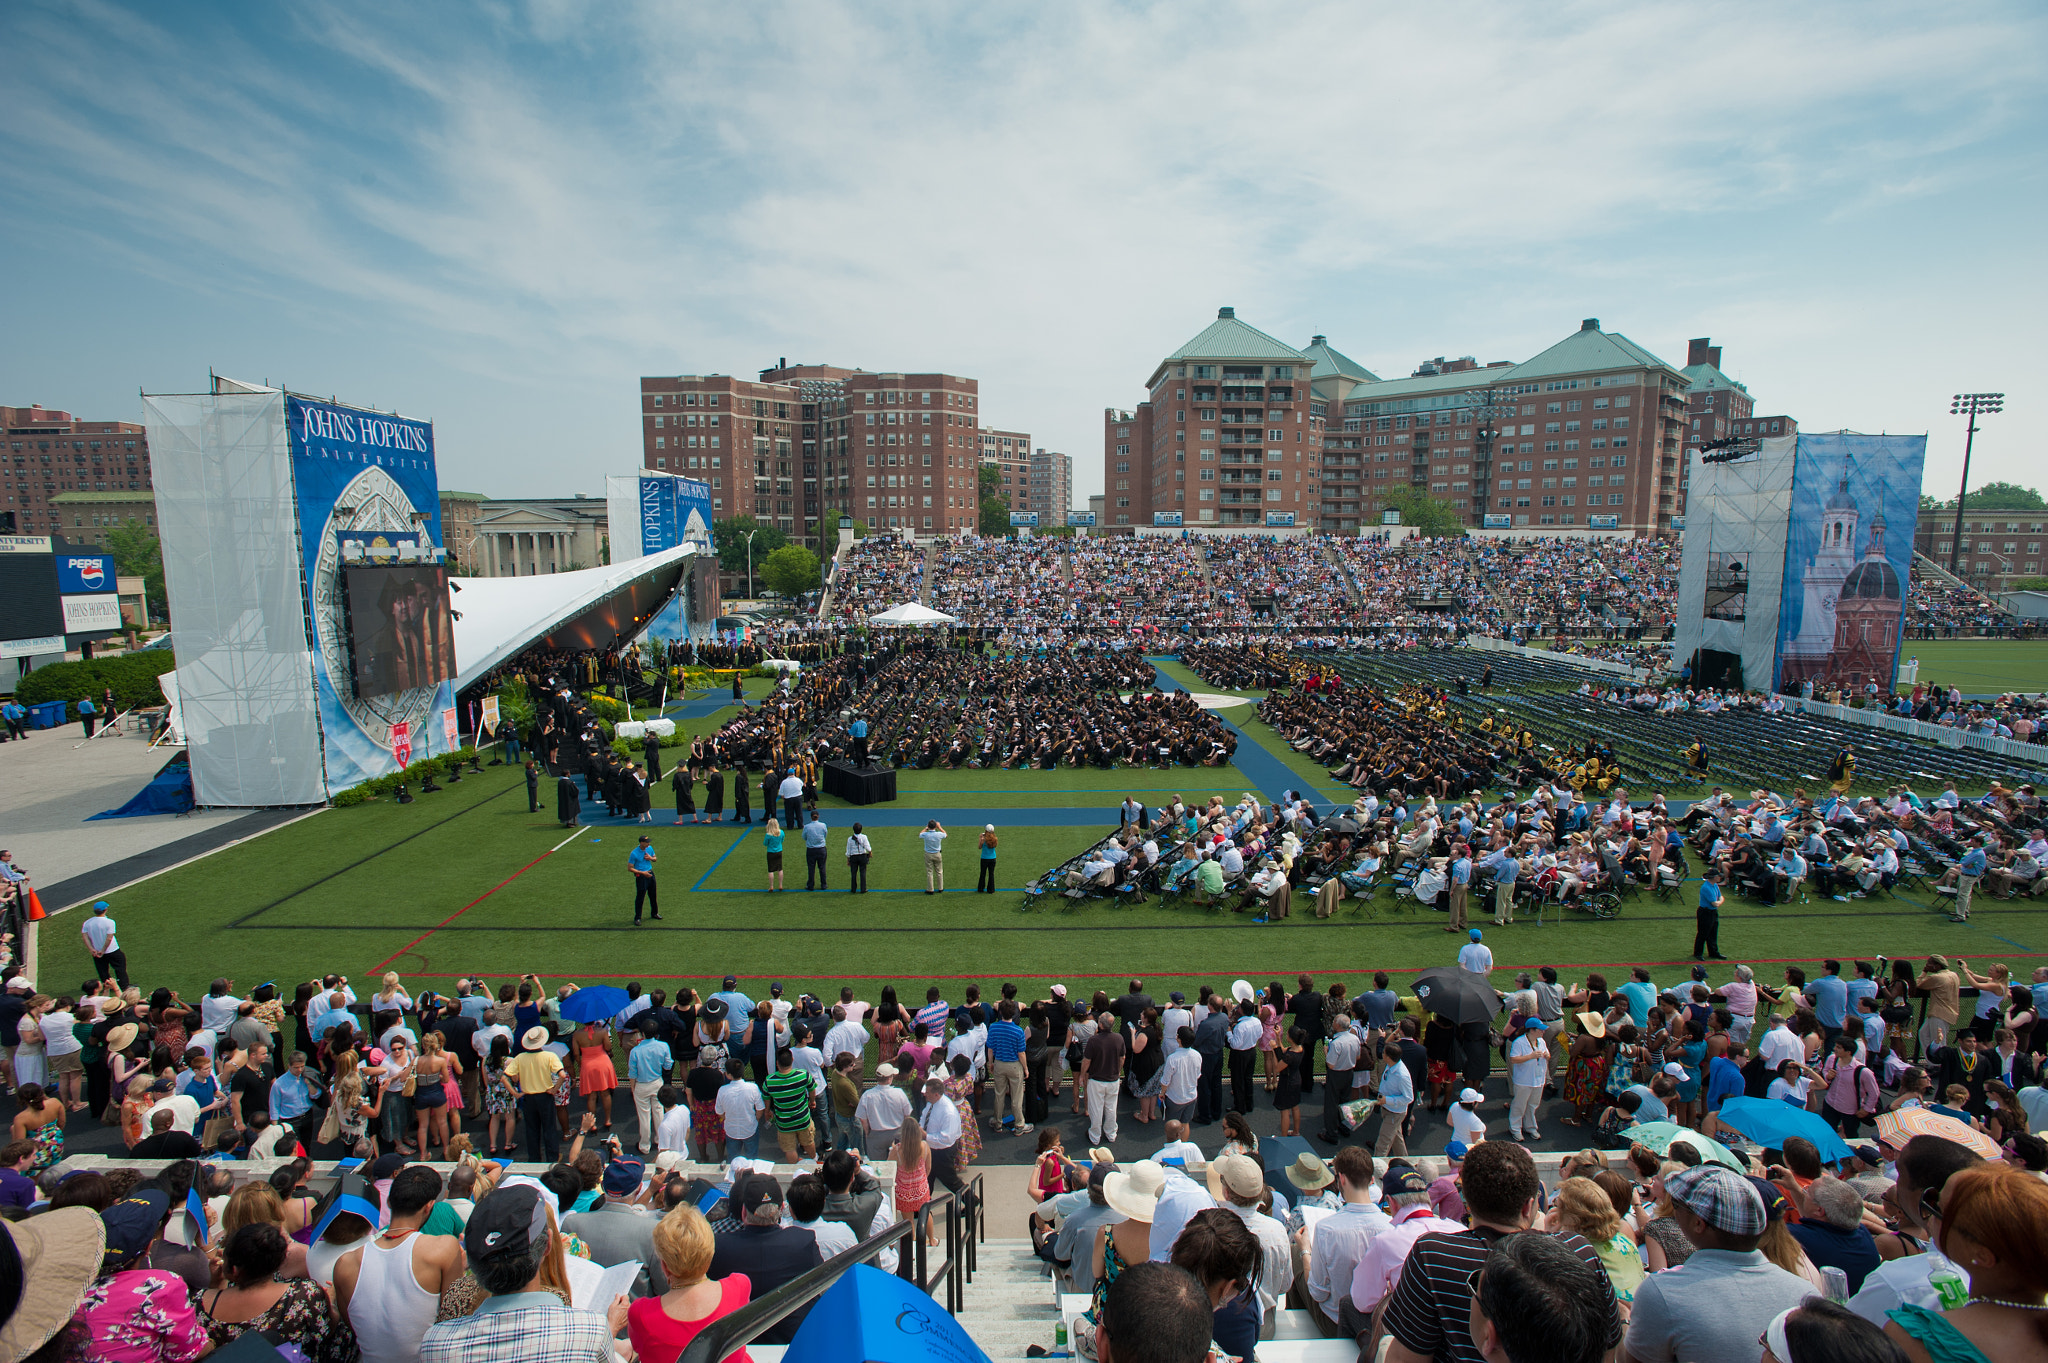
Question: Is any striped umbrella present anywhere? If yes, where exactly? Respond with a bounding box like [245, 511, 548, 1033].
[1874, 1107, 2001, 1159]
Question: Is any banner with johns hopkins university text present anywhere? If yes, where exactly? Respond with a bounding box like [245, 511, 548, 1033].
[288, 396, 456, 794]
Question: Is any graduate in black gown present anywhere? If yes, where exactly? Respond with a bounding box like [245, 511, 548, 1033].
[673, 766, 698, 824]
[643, 731, 663, 781]
[704, 764, 725, 820]
[732, 761, 752, 824]
[556, 774, 581, 826]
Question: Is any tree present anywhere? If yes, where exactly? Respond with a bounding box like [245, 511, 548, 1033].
[712, 516, 786, 575]
[979, 496, 1012, 536]
[105, 518, 168, 622]
[2009, 577, 2048, 593]
[1376, 486, 1468, 538]
[1923, 481, 2045, 511]
[759, 544, 821, 599]
[818, 508, 867, 541]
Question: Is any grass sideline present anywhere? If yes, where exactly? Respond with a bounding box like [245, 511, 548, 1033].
[37, 752, 2048, 1005]
[1895, 639, 2048, 697]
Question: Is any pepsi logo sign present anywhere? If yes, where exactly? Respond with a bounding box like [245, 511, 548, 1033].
[69, 559, 106, 588]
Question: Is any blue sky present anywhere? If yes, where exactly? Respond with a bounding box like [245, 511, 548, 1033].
[3, 0, 2043, 504]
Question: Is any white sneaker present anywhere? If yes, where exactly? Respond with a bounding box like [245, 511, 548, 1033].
[1016, 1124, 1035, 1135]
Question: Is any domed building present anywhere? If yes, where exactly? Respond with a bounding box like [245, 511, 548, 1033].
[1831, 502, 1903, 685]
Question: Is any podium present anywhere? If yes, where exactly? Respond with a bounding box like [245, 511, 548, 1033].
[823, 761, 896, 805]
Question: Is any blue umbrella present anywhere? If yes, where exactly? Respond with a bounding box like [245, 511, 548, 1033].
[557, 985, 632, 1024]
[1714, 1097, 1854, 1164]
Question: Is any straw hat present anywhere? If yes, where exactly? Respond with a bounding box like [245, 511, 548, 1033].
[0, 1207, 105, 1360]
[1285, 1151, 1335, 1191]
[521, 1026, 552, 1050]
[1103, 1160, 1167, 1222]
[1575, 1012, 1607, 1038]
[105, 1022, 140, 1053]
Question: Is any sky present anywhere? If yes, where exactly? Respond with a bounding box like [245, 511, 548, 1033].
[3, 0, 2043, 506]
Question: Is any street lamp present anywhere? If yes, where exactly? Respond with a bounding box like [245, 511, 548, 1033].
[1948, 392, 2005, 575]
[743, 528, 759, 600]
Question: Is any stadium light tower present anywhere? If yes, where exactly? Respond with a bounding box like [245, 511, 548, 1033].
[1947, 392, 2004, 577]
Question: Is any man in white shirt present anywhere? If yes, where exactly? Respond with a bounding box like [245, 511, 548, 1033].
[80, 902, 127, 988]
[1305, 1147, 1393, 1335]
[1457, 929, 1494, 977]
[920, 1077, 970, 1206]
[1161, 1028, 1202, 1124]
[1757, 1014, 1803, 1074]
[1153, 1119, 1205, 1168]
[1370, 1032, 1415, 1158]
[823, 1007, 869, 1073]
[199, 980, 243, 1033]
[655, 1086, 692, 1156]
[1208, 1153, 1294, 1328]
[1161, 994, 1193, 1055]
[715, 1061, 766, 1159]
[856, 1064, 912, 1157]
[1218, 844, 1245, 880]
[784, 1173, 859, 1259]
[1148, 1162, 1218, 1262]
[473, 1018, 512, 1065]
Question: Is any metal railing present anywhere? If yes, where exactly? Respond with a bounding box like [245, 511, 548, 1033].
[677, 1172, 986, 1363]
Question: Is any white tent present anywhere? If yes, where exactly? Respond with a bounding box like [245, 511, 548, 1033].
[452, 543, 702, 692]
[868, 602, 957, 626]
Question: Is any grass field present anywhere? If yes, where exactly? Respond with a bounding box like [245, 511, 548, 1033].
[37, 673, 2048, 1007]
[1897, 639, 2048, 696]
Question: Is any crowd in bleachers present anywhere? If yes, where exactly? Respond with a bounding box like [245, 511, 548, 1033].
[1905, 564, 2025, 637]
[1201, 536, 1354, 628]
[1065, 536, 1212, 628]
[926, 537, 1066, 626]
[828, 537, 925, 620]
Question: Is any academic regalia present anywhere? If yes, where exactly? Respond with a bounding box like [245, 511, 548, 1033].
[673, 768, 695, 816]
[556, 775, 581, 826]
[704, 770, 725, 816]
[732, 673, 744, 700]
[525, 764, 541, 813]
[733, 769, 752, 823]
[643, 733, 663, 781]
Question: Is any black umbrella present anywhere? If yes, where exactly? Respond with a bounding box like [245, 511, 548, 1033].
[1410, 969, 1504, 1026]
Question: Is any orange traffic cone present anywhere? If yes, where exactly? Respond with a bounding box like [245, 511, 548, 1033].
[25, 889, 45, 922]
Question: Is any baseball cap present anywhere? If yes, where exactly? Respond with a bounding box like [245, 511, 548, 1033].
[985, 824, 995, 833]
[1469, 929, 1482, 941]
[735, 1173, 784, 1216]
[1457, 1088, 1483, 1105]
[93, 900, 110, 911]
[875, 1063, 899, 1079]
[1662, 1062, 1688, 1077]
[1522, 1018, 1547, 1031]
[1386, 1168, 1431, 1196]
[1664, 1164, 1766, 1237]
[1169, 991, 1186, 1004]
[1051, 984, 1067, 998]
[1851, 1144, 1883, 1166]
[100, 1190, 170, 1270]
[1445, 1141, 1470, 1163]
[603, 1160, 644, 1195]
[466, 1185, 551, 1264]
[723, 975, 738, 988]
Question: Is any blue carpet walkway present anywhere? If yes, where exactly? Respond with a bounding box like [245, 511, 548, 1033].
[1145, 657, 1351, 807]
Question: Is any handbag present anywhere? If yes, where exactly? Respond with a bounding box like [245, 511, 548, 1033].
[317, 1100, 341, 1146]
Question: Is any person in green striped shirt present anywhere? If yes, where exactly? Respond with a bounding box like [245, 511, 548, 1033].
[764, 1046, 818, 1160]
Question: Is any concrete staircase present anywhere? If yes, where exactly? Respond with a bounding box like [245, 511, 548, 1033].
[919, 537, 939, 605]
[1320, 540, 1364, 608]
[957, 1238, 1061, 1361]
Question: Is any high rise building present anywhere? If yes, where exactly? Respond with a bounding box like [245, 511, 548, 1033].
[1676, 338, 1798, 520]
[1025, 447, 1072, 523]
[1105, 308, 1323, 529]
[3, 404, 153, 537]
[640, 364, 991, 543]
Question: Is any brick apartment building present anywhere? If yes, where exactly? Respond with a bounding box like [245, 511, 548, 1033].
[978, 427, 1034, 516]
[1102, 308, 1324, 529]
[640, 364, 996, 544]
[1677, 338, 1798, 508]
[4, 404, 153, 537]
[1306, 319, 1696, 536]
[1913, 506, 2048, 593]
[47, 489, 156, 545]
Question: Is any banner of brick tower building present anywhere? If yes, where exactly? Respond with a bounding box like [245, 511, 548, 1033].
[1773, 433, 1926, 694]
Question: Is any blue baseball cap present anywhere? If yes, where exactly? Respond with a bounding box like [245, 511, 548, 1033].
[1468, 929, 1482, 941]
[93, 901, 110, 911]
[1445, 1141, 1470, 1162]
[1524, 1018, 1548, 1030]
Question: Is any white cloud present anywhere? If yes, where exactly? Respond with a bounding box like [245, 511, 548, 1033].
[0, 0, 2041, 498]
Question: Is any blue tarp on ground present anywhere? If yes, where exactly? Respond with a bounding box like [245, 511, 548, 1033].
[88, 755, 195, 819]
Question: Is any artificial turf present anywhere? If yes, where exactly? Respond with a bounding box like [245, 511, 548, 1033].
[38, 737, 2048, 1008]
[1892, 639, 2048, 696]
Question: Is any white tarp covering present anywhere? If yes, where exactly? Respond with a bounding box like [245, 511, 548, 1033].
[1673, 435, 1796, 693]
[144, 387, 327, 807]
[451, 543, 701, 692]
[868, 602, 957, 626]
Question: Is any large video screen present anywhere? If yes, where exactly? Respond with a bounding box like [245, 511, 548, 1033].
[342, 564, 456, 698]
[0, 550, 64, 642]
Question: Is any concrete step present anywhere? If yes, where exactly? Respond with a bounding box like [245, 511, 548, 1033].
[961, 1319, 1060, 1361]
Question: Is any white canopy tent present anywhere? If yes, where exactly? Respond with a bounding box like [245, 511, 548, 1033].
[452, 542, 702, 692]
[868, 601, 957, 626]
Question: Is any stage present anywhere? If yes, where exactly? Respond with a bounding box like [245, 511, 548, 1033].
[822, 760, 897, 805]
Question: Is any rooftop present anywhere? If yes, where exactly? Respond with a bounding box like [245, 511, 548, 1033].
[1680, 362, 1750, 396]
[1506, 319, 1678, 382]
[49, 490, 155, 504]
[1303, 335, 1379, 383]
[1158, 307, 1308, 371]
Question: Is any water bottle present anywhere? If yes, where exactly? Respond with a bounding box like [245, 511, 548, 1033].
[1821, 1266, 1850, 1304]
[1929, 1266, 1968, 1310]
[1055, 1318, 1070, 1352]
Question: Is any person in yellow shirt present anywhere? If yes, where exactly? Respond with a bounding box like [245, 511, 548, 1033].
[507, 1026, 565, 1162]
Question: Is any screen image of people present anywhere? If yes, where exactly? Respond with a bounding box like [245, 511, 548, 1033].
[344, 564, 455, 697]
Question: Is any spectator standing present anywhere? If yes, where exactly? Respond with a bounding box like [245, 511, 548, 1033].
[801, 812, 829, 890]
[921, 819, 948, 894]
[987, 1001, 1031, 1136]
[419, 1184, 624, 1363]
[1082, 1012, 1126, 1144]
[335, 1166, 467, 1363]
[1305, 1147, 1393, 1337]
[81, 901, 128, 987]
[707, 1175, 823, 1346]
